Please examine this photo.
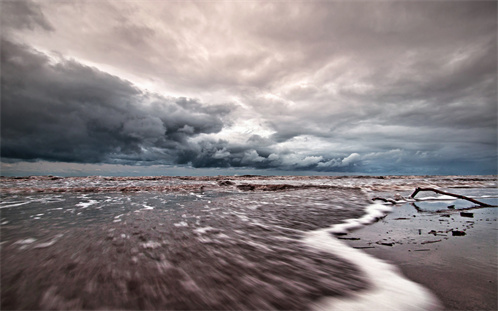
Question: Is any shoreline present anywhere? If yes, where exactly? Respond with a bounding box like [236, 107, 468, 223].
[341, 202, 497, 310]
[305, 203, 442, 311]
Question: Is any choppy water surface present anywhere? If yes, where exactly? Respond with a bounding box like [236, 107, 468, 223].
[0, 175, 496, 310]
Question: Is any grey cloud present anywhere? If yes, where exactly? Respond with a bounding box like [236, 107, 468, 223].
[1, 0, 54, 32]
[17, 0, 496, 97]
[113, 22, 156, 47]
[1, 39, 232, 165]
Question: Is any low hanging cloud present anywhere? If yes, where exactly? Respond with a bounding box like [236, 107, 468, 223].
[1, 39, 232, 165]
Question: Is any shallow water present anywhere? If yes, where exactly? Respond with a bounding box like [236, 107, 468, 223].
[0, 175, 496, 310]
[340, 188, 498, 311]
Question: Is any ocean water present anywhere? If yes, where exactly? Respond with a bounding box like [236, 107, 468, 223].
[0, 175, 496, 310]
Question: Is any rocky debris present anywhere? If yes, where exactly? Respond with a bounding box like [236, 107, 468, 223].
[460, 212, 474, 218]
[218, 180, 235, 186]
[428, 230, 448, 237]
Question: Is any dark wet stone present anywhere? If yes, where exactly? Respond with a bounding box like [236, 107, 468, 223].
[460, 212, 474, 218]
[452, 230, 466, 236]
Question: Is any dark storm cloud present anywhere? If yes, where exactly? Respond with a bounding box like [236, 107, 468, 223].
[0, 38, 319, 170]
[1, 40, 232, 165]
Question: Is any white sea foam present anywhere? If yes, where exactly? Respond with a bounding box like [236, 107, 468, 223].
[14, 238, 37, 245]
[194, 226, 217, 234]
[329, 204, 392, 235]
[416, 195, 456, 201]
[76, 200, 98, 208]
[141, 241, 161, 249]
[142, 204, 154, 210]
[305, 203, 441, 311]
[174, 221, 188, 227]
[33, 234, 63, 249]
[1, 202, 27, 209]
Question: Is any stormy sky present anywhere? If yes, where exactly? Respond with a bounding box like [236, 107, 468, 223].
[1, 0, 496, 176]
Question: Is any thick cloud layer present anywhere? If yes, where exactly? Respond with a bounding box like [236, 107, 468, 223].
[1, 39, 231, 165]
[1, 0, 496, 175]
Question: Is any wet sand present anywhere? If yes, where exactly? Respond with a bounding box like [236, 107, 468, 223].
[341, 202, 497, 311]
[1, 186, 371, 310]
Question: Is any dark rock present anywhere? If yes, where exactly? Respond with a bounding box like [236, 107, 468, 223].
[452, 230, 466, 236]
[218, 180, 235, 186]
[448, 205, 455, 209]
[460, 212, 474, 218]
[237, 184, 256, 191]
[332, 232, 348, 236]
[428, 230, 437, 236]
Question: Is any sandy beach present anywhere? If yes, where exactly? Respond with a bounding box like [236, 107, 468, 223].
[1, 175, 496, 310]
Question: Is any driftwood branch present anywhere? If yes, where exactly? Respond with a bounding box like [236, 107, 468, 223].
[410, 187, 493, 207]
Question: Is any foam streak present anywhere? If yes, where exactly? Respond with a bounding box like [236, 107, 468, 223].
[305, 203, 441, 311]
